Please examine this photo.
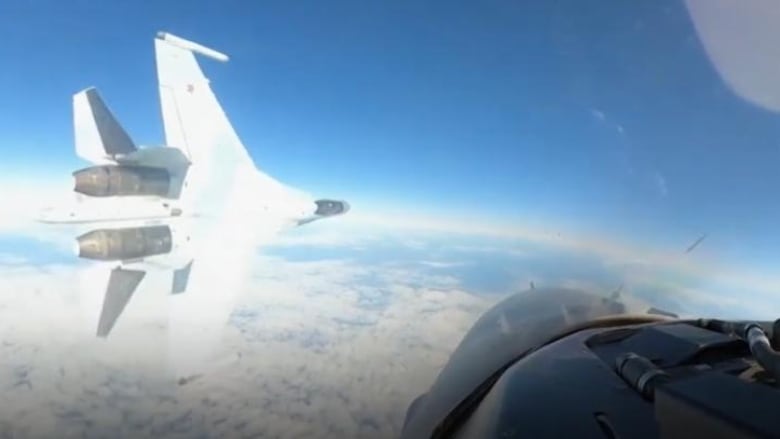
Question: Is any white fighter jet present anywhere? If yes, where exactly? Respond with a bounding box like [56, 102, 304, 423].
[39, 32, 349, 339]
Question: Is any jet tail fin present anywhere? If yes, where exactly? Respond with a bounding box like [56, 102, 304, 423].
[154, 32, 249, 166]
[73, 87, 137, 164]
[155, 31, 280, 211]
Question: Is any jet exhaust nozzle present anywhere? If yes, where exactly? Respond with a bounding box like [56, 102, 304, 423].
[76, 225, 172, 261]
[73, 165, 171, 197]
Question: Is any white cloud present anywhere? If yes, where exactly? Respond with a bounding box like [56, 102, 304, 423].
[0, 241, 493, 438]
[418, 260, 466, 268]
[589, 108, 628, 137]
[0, 254, 27, 265]
[400, 239, 428, 251]
[0, 175, 72, 233]
[196, 255, 490, 437]
[590, 108, 606, 122]
[268, 221, 383, 249]
[0, 151, 775, 439]
[449, 243, 529, 258]
[654, 171, 669, 197]
[1, 185, 779, 437]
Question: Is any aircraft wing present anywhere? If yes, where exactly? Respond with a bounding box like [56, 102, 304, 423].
[79, 210, 284, 380]
[96, 267, 146, 337]
[75, 217, 196, 338]
[93, 258, 197, 339]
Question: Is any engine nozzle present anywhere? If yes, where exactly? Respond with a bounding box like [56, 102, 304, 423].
[76, 225, 172, 261]
[73, 165, 171, 197]
[314, 199, 350, 217]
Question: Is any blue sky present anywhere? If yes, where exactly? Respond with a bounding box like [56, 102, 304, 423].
[1, 0, 779, 267]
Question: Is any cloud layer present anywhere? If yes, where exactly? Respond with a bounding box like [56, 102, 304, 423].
[0, 235, 492, 438]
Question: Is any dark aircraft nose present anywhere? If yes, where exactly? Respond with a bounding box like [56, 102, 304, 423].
[314, 199, 350, 216]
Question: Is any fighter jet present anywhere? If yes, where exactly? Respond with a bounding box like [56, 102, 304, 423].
[400, 287, 780, 438]
[39, 32, 349, 338]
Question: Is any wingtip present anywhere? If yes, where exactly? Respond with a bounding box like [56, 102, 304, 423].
[155, 31, 229, 62]
[74, 86, 97, 97]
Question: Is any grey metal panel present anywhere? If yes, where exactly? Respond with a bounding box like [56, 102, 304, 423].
[97, 268, 146, 337]
[83, 88, 137, 157]
[171, 261, 193, 295]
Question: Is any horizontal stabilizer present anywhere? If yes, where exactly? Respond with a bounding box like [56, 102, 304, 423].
[97, 267, 145, 337]
[74, 88, 137, 163]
